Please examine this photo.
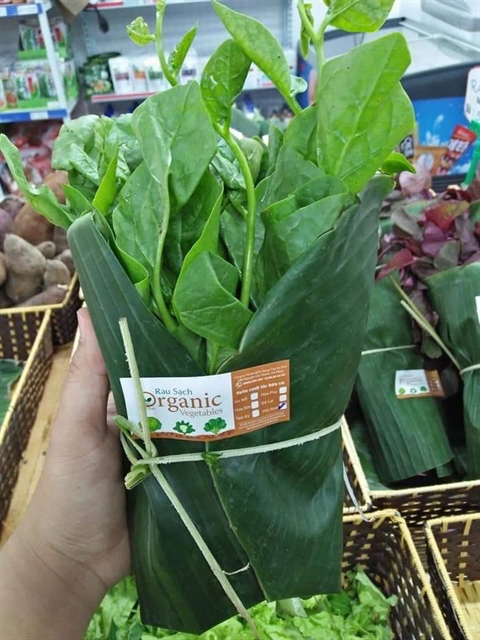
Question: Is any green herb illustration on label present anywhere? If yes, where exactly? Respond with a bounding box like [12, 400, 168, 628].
[398, 388, 406, 395]
[147, 417, 162, 432]
[173, 420, 196, 435]
[204, 417, 228, 435]
[420, 386, 428, 392]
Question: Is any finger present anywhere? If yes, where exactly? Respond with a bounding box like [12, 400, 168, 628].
[51, 309, 109, 447]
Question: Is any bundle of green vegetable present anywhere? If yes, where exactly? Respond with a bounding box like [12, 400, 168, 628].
[0, 0, 414, 633]
[86, 572, 398, 640]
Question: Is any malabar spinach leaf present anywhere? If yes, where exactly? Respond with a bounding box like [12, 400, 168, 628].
[325, 0, 395, 32]
[168, 23, 198, 77]
[132, 83, 217, 208]
[201, 39, 251, 124]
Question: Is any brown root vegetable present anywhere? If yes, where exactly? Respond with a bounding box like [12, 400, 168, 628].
[0, 207, 13, 251]
[4, 234, 46, 303]
[36, 241, 57, 259]
[44, 259, 71, 288]
[0, 252, 7, 286]
[0, 287, 12, 309]
[59, 249, 74, 275]
[53, 225, 68, 254]
[0, 196, 24, 219]
[18, 285, 67, 307]
[12, 170, 68, 245]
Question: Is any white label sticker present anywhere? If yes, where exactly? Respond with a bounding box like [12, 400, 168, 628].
[476, 296, 480, 325]
[465, 66, 480, 123]
[395, 369, 444, 399]
[120, 360, 290, 441]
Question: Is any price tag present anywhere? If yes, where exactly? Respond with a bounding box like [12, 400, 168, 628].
[30, 111, 49, 120]
[395, 369, 444, 399]
[17, 4, 34, 15]
[465, 66, 480, 123]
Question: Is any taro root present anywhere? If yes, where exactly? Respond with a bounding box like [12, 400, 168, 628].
[0, 251, 7, 286]
[44, 259, 71, 288]
[4, 234, 46, 303]
[53, 226, 68, 254]
[18, 285, 67, 307]
[59, 249, 74, 275]
[0, 207, 13, 251]
[36, 241, 57, 259]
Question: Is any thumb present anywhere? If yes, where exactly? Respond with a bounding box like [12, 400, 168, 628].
[49, 308, 110, 452]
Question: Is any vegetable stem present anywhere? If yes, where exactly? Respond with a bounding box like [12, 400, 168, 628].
[217, 125, 257, 307]
[155, 5, 178, 88]
[119, 318, 157, 457]
[152, 201, 178, 333]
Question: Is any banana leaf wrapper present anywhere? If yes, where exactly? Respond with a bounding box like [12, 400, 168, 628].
[67, 176, 391, 633]
[427, 263, 480, 478]
[356, 277, 453, 484]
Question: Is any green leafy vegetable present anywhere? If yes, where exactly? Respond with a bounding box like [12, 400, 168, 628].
[127, 16, 154, 46]
[0, 360, 24, 425]
[324, 0, 396, 32]
[0, 0, 414, 634]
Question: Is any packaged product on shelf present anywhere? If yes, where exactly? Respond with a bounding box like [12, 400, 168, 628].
[2, 74, 18, 109]
[131, 58, 148, 93]
[82, 53, 118, 97]
[108, 56, 133, 95]
[13, 66, 39, 101]
[143, 55, 163, 93]
[18, 16, 71, 60]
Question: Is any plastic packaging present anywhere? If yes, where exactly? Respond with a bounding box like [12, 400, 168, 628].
[144, 56, 163, 93]
[109, 56, 134, 95]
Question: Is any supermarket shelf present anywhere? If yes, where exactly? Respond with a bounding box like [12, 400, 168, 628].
[0, 1, 51, 18]
[0, 97, 78, 123]
[85, 0, 209, 9]
[91, 90, 155, 103]
[91, 84, 276, 103]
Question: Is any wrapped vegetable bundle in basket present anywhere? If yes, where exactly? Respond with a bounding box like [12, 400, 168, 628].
[348, 172, 480, 540]
[0, 1, 415, 634]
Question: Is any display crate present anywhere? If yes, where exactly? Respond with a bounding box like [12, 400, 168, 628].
[343, 510, 451, 639]
[425, 514, 480, 640]
[342, 419, 480, 553]
[0, 274, 81, 354]
[342, 417, 371, 515]
[0, 310, 53, 531]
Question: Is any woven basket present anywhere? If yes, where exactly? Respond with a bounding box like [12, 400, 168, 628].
[0, 311, 53, 531]
[343, 509, 451, 639]
[342, 419, 480, 553]
[0, 274, 81, 351]
[342, 417, 371, 515]
[425, 514, 480, 640]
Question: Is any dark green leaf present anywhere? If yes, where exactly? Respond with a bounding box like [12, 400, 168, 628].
[112, 163, 164, 274]
[283, 106, 317, 164]
[201, 39, 251, 124]
[267, 124, 284, 175]
[168, 23, 198, 76]
[92, 150, 119, 216]
[0, 134, 72, 228]
[211, 137, 245, 190]
[132, 83, 217, 208]
[316, 33, 414, 193]
[213, 1, 292, 100]
[62, 184, 93, 217]
[325, 0, 395, 32]
[165, 170, 223, 277]
[173, 251, 252, 349]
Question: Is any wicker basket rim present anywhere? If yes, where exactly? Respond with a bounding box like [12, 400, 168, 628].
[342, 419, 480, 498]
[0, 274, 78, 316]
[426, 513, 480, 528]
[0, 311, 52, 445]
[425, 518, 475, 640]
[344, 509, 452, 639]
[341, 416, 372, 514]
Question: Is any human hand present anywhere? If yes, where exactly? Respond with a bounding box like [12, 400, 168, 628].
[0, 309, 129, 640]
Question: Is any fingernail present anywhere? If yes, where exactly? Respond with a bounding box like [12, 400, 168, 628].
[77, 308, 88, 343]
